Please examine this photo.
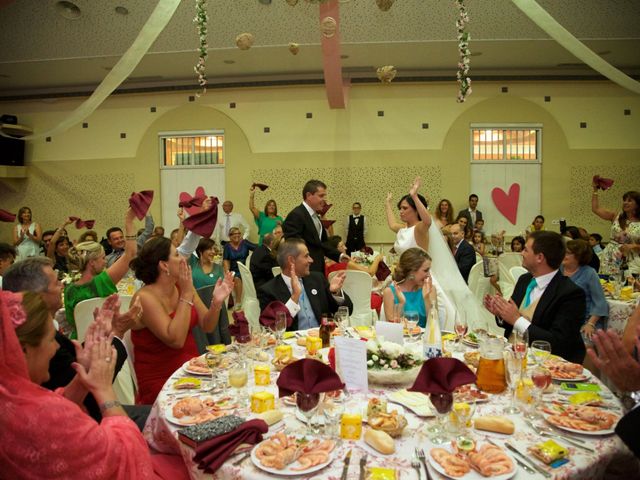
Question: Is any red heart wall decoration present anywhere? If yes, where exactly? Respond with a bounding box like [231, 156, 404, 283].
[491, 183, 520, 225]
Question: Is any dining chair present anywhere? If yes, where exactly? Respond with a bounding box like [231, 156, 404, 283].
[271, 266, 282, 277]
[468, 261, 492, 305]
[328, 270, 376, 327]
[510, 266, 528, 283]
[237, 262, 261, 330]
[499, 252, 523, 270]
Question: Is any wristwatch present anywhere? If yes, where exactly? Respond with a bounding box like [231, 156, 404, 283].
[620, 391, 640, 411]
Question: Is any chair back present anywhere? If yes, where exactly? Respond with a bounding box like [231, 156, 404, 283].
[329, 270, 374, 326]
[74, 297, 107, 342]
[237, 262, 261, 330]
[468, 261, 492, 305]
[475, 252, 483, 264]
[499, 252, 523, 270]
[510, 266, 528, 283]
[245, 252, 253, 266]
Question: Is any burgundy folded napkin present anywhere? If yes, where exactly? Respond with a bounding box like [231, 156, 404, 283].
[179, 186, 207, 216]
[0, 209, 16, 223]
[129, 190, 154, 220]
[408, 358, 476, 395]
[361, 246, 374, 255]
[593, 175, 614, 191]
[252, 182, 269, 191]
[321, 219, 335, 229]
[183, 196, 219, 238]
[277, 358, 345, 397]
[68, 216, 95, 229]
[230, 310, 251, 343]
[375, 260, 391, 281]
[259, 301, 293, 329]
[193, 419, 268, 474]
[318, 203, 333, 216]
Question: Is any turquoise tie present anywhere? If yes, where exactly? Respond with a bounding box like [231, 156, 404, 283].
[523, 277, 537, 308]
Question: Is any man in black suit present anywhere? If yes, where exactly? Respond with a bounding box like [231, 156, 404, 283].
[250, 232, 278, 290]
[458, 194, 483, 227]
[283, 179, 344, 274]
[484, 231, 586, 364]
[345, 202, 366, 254]
[257, 238, 353, 331]
[450, 223, 476, 283]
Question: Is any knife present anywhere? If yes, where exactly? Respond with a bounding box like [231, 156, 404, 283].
[485, 439, 536, 475]
[340, 449, 352, 480]
[505, 442, 552, 478]
[359, 453, 368, 480]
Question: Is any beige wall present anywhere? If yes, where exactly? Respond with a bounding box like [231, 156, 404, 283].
[1, 81, 638, 245]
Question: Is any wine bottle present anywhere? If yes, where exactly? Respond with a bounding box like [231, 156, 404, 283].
[423, 305, 442, 360]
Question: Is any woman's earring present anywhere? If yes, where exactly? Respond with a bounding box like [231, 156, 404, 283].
[408, 274, 415, 280]
[165, 269, 171, 276]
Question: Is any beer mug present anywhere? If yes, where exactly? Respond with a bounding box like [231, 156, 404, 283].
[476, 337, 506, 393]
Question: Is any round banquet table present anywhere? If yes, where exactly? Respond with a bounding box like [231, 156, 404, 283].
[144, 331, 636, 480]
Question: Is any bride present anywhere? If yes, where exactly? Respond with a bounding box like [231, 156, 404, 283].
[386, 177, 501, 334]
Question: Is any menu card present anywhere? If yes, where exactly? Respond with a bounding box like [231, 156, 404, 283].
[334, 337, 368, 393]
[375, 321, 404, 345]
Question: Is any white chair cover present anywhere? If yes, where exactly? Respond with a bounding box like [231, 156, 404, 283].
[510, 266, 528, 283]
[328, 270, 375, 327]
[74, 298, 107, 342]
[499, 252, 523, 270]
[467, 261, 492, 306]
[271, 266, 282, 277]
[237, 262, 261, 330]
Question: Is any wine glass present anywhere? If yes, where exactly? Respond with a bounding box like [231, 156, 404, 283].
[530, 340, 552, 367]
[228, 360, 249, 406]
[322, 391, 346, 438]
[205, 351, 222, 392]
[274, 312, 287, 345]
[530, 366, 552, 419]
[454, 312, 468, 351]
[451, 397, 476, 439]
[428, 392, 453, 444]
[503, 350, 522, 414]
[296, 392, 321, 436]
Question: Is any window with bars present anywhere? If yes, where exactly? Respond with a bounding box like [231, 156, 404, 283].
[159, 131, 224, 167]
[470, 125, 541, 162]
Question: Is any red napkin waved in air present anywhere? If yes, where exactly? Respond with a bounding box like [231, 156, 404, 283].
[252, 182, 269, 191]
[259, 301, 293, 329]
[68, 216, 95, 229]
[277, 358, 345, 397]
[318, 203, 333, 217]
[183, 196, 219, 238]
[592, 175, 614, 191]
[408, 358, 476, 395]
[229, 310, 251, 343]
[193, 419, 268, 474]
[321, 219, 335, 229]
[129, 190, 154, 220]
[0, 209, 16, 222]
[179, 186, 207, 216]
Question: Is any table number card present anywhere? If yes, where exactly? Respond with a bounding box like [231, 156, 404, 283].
[334, 337, 368, 393]
[375, 321, 404, 345]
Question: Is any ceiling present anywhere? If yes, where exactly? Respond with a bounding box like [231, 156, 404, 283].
[0, 0, 639, 99]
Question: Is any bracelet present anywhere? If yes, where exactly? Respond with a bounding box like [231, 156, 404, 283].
[179, 297, 194, 306]
[99, 400, 122, 412]
[125, 235, 137, 240]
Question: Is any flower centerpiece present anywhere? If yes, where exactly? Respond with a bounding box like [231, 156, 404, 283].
[366, 339, 423, 385]
[351, 251, 376, 266]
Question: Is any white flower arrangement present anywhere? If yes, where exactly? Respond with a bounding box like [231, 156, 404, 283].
[193, 0, 208, 96]
[366, 339, 422, 371]
[351, 251, 376, 266]
[455, 0, 472, 103]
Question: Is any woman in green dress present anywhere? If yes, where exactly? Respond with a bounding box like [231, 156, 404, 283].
[189, 237, 223, 290]
[249, 185, 283, 245]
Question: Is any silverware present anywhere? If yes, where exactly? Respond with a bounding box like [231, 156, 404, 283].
[415, 448, 432, 480]
[359, 453, 368, 480]
[525, 419, 596, 452]
[411, 456, 422, 479]
[231, 451, 251, 466]
[485, 438, 535, 475]
[340, 448, 352, 480]
[504, 442, 552, 478]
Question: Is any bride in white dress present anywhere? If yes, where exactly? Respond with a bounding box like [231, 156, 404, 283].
[386, 178, 501, 334]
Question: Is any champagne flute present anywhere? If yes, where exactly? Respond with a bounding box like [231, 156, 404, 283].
[530, 340, 552, 367]
[504, 350, 522, 414]
[274, 312, 287, 345]
[228, 360, 249, 406]
[428, 392, 453, 444]
[454, 312, 468, 351]
[296, 392, 321, 436]
[205, 351, 221, 392]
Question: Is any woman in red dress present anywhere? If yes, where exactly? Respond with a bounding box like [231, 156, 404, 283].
[130, 237, 234, 404]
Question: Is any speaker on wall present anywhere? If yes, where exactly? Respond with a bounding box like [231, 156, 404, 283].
[0, 135, 25, 166]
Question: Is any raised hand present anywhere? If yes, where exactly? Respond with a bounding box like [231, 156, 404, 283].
[202, 197, 212, 211]
[329, 271, 347, 294]
[409, 177, 421, 197]
[125, 207, 136, 223]
[177, 207, 185, 223]
[289, 259, 302, 300]
[112, 296, 142, 338]
[212, 271, 235, 307]
[588, 326, 640, 392]
[392, 281, 406, 306]
[421, 274, 433, 299]
[176, 257, 193, 293]
[386, 192, 393, 203]
[72, 336, 117, 395]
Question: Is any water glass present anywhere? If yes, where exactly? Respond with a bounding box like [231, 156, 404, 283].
[504, 350, 522, 414]
[530, 340, 552, 366]
[322, 393, 345, 438]
[274, 312, 287, 344]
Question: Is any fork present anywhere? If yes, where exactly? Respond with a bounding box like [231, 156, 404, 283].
[415, 448, 432, 480]
[525, 419, 595, 452]
[411, 457, 422, 480]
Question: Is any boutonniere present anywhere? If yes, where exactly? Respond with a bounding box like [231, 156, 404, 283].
[311, 289, 318, 295]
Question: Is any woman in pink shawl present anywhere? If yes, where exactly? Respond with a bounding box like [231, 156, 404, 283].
[0, 290, 158, 479]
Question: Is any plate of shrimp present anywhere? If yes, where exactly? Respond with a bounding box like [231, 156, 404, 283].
[165, 396, 238, 426]
[428, 441, 516, 479]
[542, 403, 619, 435]
[251, 432, 336, 475]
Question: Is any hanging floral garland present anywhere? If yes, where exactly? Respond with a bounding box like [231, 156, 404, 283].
[455, 0, 472, 102]
[194, 0, 208, 96]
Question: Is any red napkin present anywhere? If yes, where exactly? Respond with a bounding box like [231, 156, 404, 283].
[259, 301, 293, 329]
[321, 219, 335, 229]
[318, 203, 333, 216]
[129, 190, 154, 220]
[593, 175, 614, 191]
[193, 419, 268, 474]
[277, 358, 345, 397]
[183, 196, 219, 238]
[0, 209, 16, 222]
[229, 310, 251, 343]
[375, 261, 391, 281]
[252, 182, 269, 191]
[68, 216, 95, 229]
[408, 358, 476, 395]
[179, 186, 207, 216]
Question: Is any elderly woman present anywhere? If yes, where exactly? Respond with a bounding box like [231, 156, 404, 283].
[130, 237, 233, 403]
[223, 226, 257, 307]
[249, 185, 283, 245]
[0, 290, 157, 479]
[386, 177, 432, 255]
[12, 206, 41, 260]
[434, 199, 455, 230]
[63, 209, 136, 339]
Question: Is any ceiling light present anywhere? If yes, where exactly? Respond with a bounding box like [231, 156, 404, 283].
[55, 1, 81, 20]
[115, 6, 129, 15]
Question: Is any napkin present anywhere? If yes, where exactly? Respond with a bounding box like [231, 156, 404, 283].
[318, 203, 333, 216]
[68, 216, 95, 229]
[408, 358, 476, 395]
[0, 209, 16, 222]
[179, 186, 207, 216]
[259, 301, 293, 329]
[361, 246, 374, 255]
[252, 182, 269, 191]
[129, 190, 154, 220]
[321, 219, 335, 229]
[375, 261, 391, 281]
[193, 419, 268, 474]
[183, 196, 219, 238]
[276, 358, 345, 397]
[229, 310, 251, 343]
[593, 175, 614, 191]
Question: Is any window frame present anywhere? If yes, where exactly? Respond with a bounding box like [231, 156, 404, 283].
[158, 129, 225, 169]
[469, 123, 542, 164]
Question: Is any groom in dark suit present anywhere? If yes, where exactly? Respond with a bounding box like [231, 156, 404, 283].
[449, 223, 476, 283]
[283, 179, 344, 274]
[257, 238, 353, 331]
[484, 231, 586, 364]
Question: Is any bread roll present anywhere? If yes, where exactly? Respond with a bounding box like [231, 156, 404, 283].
[364, 428, 395, 454]
[473, 416, 515, 435]
[255, 409, 283, 426]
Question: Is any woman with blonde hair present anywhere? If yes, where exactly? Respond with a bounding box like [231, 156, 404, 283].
[12, 206, 42, 260]
[434, 199, 455, 230]
[63, 208, 137, 339]
[249, 185, 283, 245]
